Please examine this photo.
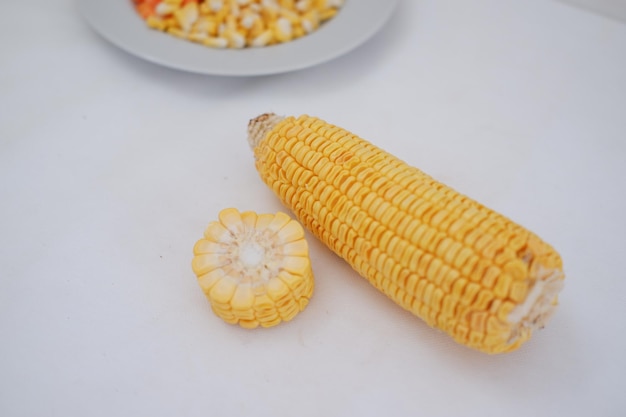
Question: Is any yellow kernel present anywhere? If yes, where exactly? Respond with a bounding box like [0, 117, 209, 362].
[453, 247, 474, 270]
[253, 294, 275, 310]
[473, 289, 495, 311]
[279, 8, 301, 24]
[493, 273, 513, 298]
[503, 259, 529, 281]
[188, 32, 208, 42]
[230, 284, 255, 310]
[441, 294, 457, 318]
[296, 0, 312, 12]
[259, 316, 282, 327]
[191, 253, 226, 276]
[239, 11, 258, 29]
[199, 2, 212, 14]
[461, 282, 481, 306]
[274, 17, 293, 42]
[167, 27, 188, 38]
[248, 15, 267, 38]
[487, 315, 508, 332]
[280, 0, 296, 9]
[239, 319, 260, 329]
[197, 269, 225, 293]
[319, 8, 337, 21]
[279, 303, 300, 322]
[509, 281, 529, 303]
[146, 16, 167, 30]
[260, 4, 279, 22]
[175, 2, 200, 32]
[163, 17, 178, 28]
[461, 255, 480, 279]
[215, 309, 238, 324]
[266, 277, 291, 301]
[228, 0, 242, 17]
[225, 13, 238, 31]
[431, 288, 445, 312]
[469, 331, 484, 345]
[469, 311, 489, 333]
[226, 30, 246, 48]
[497, 300, 517, 322]
[455, 324, 470, 342]
[483, 334, 504, 347]
[481, 265, 500, 288]
[155, 2, 177, 17]
[194, 17, 219, 35]
[210, 277, 238, 304]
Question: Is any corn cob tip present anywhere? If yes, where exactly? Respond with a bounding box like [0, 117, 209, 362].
[507, 267, 564, 344]
[248, 113, 285, 151]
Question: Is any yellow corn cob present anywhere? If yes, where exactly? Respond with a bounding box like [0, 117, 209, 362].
[192, 208, 314, 328]
[248, 113, 565, 353]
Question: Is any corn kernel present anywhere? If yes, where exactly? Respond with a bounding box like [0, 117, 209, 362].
[167, 27, 188, 38]
[209, 0, 224, 12]
[295, 0, 311, 11]
[155, 2, 176, 16]
[240, 11, 257, 29]
[319, 7, 337, 21]
[189, 32, 208, 42]
[146, 16, 167, 30]
[195, 17, 219, 35]
[175, 2, 199, 32]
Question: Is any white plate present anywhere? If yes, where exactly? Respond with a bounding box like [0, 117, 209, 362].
[78, 0, 399, 76]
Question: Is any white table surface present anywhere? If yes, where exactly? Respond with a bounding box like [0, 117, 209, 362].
[2, 1, 626, 416]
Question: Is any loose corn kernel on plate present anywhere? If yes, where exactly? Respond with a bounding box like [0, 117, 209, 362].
[79, 0, 399, 75]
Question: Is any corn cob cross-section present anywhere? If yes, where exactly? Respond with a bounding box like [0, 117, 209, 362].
[248, 113, 565, 353]
[192, 208, 314, 328]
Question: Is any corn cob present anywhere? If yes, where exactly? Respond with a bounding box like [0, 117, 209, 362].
[192, 208, 314, 328]
[248, 113, 565, 353]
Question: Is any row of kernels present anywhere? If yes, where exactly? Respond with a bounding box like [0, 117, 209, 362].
[265, 154, 515, 343]
[263, 123, 535, 318]
[266, 130, 486, 293]
[135, 0, 342, 48]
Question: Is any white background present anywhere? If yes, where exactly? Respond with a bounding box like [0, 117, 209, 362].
[2, 1, 626, 416]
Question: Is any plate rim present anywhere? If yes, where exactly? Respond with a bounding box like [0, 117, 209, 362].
[78, 0, 399, 76]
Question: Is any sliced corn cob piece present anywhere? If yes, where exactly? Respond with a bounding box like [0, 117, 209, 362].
[192, 208, 314, 328]
[248, 113, 565, 353]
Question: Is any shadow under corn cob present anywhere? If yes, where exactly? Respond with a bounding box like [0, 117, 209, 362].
[248, 113, 565, 354]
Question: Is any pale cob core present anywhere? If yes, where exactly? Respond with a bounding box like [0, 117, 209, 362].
[249, 113, 565, 353]
[192, 208, 314, 328]
[239, 242, 265, 268]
